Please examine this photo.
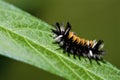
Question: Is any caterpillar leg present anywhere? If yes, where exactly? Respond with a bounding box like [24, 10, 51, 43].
[88, 58, 92, 64]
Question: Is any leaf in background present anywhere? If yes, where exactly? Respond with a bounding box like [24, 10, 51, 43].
[0, 1, 120, 80]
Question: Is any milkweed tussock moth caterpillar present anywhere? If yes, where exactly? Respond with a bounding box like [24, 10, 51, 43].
[52, 22, 105, 65]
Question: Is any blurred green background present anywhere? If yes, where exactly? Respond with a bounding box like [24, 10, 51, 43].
[0, 0, 120, 80]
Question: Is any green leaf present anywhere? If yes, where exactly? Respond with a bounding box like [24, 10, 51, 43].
[0, 1, 120, 80]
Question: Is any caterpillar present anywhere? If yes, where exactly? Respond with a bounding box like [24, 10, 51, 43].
[52, 22, 105, 64]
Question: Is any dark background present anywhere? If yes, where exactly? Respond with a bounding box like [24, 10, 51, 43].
[0, 0, 120, 80]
